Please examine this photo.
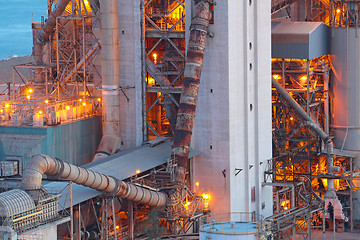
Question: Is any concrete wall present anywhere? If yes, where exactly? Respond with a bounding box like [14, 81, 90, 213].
[186, 0, 273, 217]
[117, 0, 143, 149]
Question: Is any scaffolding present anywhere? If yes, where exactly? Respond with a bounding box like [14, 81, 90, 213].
[142, 0, 186, 140]
[1, 0, 101, 128]
[270, 55, 360, 237]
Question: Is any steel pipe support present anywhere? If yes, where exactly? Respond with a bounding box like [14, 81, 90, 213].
[272, 78, 337, 198]
[34, 0, 71, 73]
[172, 1, 211, 184]
[22, 155, 167, 207]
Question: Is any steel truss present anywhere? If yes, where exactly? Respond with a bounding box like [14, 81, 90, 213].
[2, 1, 100, 127]
[264, 179, 325, 239]
[142, 0, 185, 139]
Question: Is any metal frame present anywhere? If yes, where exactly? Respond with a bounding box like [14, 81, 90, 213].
[142, 0, 185, 140]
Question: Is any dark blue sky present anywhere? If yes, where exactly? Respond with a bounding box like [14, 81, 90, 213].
[0, 0, 47, 59]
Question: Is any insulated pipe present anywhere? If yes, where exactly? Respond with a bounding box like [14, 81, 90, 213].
[172, 1, 211, 184]
[272, 78, 337, 198]
[22, 155, 167, 207]
[34, 0, 71, 82]
[94, 0, 121, 160]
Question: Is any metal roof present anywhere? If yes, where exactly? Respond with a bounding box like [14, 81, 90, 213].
[44, 140, 200, 210]
[272, 21, 330, 59]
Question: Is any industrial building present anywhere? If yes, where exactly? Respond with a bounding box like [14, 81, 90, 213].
[0, 0, 358, 239]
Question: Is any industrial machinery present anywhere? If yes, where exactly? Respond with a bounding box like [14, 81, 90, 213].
[0, 0, 360, 240]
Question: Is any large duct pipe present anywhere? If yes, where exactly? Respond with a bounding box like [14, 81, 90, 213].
[34, 0, 71, 82]
[94, 0, 121, 160]
[22, 155, 167, 207]
[272, 78, 338, 198]
[172, 1, 211, 184]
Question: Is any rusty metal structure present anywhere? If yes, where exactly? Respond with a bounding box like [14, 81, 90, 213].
[269, 1, 360, 239]
[171, 1, 211, 185]
[2, 0, 101, 128]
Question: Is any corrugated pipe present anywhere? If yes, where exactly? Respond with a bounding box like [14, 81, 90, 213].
[272, 78, 338, 198]
[172, 1, 211, 184]
[22, 155, 167, 207]
[94, 0, 121, 160]
[34, 0, 71, 82]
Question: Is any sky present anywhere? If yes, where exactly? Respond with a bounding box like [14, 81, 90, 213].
[0, 0, 47, 59]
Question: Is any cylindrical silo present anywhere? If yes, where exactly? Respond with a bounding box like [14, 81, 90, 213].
[331, 27, 360, 220]
[331, 27, 360, 152]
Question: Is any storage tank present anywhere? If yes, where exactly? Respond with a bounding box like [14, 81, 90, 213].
[331, 27, 360, 220]
[331, 27, 360, 153]
[199, 213, 262, 240]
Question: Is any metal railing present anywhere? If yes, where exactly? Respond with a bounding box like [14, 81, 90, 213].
[199, 212, 263, 235]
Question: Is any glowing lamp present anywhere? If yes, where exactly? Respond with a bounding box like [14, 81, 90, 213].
[28, 88, 33, 93]
[45, 100, 49, 104]
[115, 225, 119, 230]
[195, 182, 199, 187]
[202, 193, 210, 211]
[97, 98, 101, 102]
[5, 104, 9, 108]
[79, 98, 82, 102]
[82, 102, 86, 106]
[136, 170, 140, 174]
[153, 53, 157, 64]
[336, 9, 341, 14]
[272, 74, 281, 80]
[202, 193, 210, 200]
[38, 111, 42, 115]
[26, 95, 30, 100]
[66, 106, 70, 110]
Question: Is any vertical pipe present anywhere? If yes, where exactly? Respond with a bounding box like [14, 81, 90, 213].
[350, 157, 354, 231]
[128, 201, 134, 240]
[94, 0, 121, 160]
[306, 59, 310, 114]
[70, 181, 74, 240]
[112, 198, 117, 240]
[172, 0, 211, 184]
[141, 0, 148, 142]
[12, 67, 15, 100]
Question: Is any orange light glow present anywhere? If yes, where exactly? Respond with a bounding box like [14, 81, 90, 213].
[66, 106, 70, 110]
[38, 111, 42, 115]
[336, 8, 341, 14]
[79, 98, 82, 102]
[290, 117, 294, 121]
[28, 88, 33, 93]
[26, 95, 30, 100]
[153, 53, 157, 64]
[0, 110, 3, 113]
[82, 102, 86, 106]
[184, 201, 191, 209]
[45, 100, 49, 104]
[147, 77, 155, 86]
[5, 104, 9, 108]
[115, 225, 119, 230]
[195, 182, 199, 187]
[272, 74, 281, 80]
[202, 193, 210, 200]
[136, 170, 141, 174]
[300, 75, 307, 81]
[97, 98, 101, 102]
